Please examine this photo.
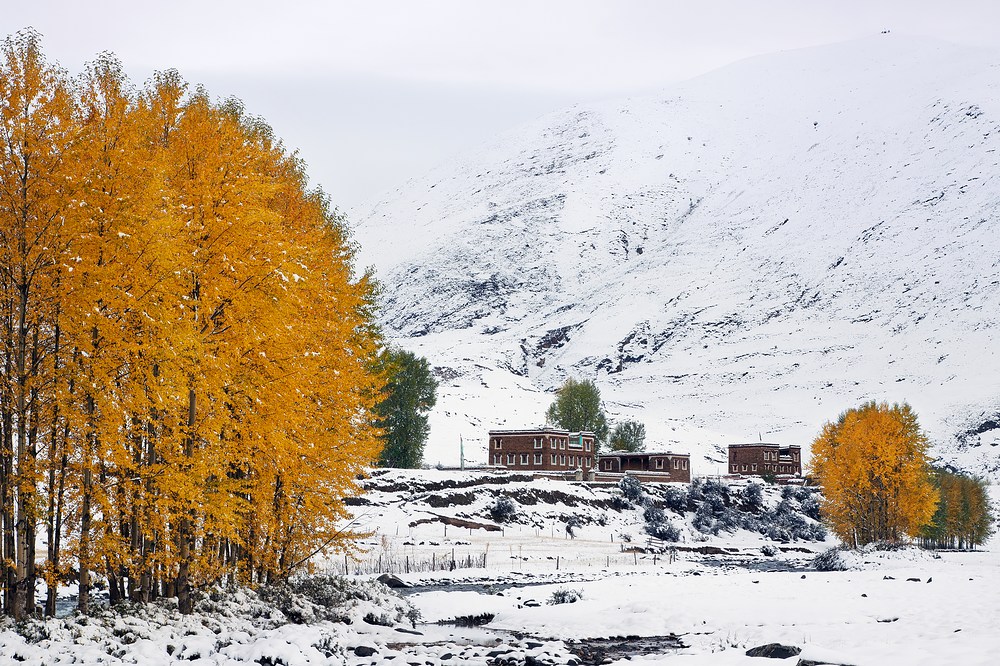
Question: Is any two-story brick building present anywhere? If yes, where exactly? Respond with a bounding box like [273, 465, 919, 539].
[596, 451, 691, 483]
[488, 428, 596, 472]
[728, 443, 801, 477]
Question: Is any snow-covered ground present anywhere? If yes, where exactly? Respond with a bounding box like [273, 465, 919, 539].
[2, 469, 995, 665]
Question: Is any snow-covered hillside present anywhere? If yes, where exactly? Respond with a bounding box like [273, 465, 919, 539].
[353, 34, 1000, 477]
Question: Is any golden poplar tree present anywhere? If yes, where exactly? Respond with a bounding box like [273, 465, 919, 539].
[810, 401, 938, 547]
[0, 29, 78, 620]
[0, 32, 385, 617]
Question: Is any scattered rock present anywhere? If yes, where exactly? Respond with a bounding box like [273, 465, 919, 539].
[746, 643, 802, 659]
[797, 660, 857, 666]
[354, 645, 378, 657]
[906, 577, 921, 582]
[378, 574, 410, 588]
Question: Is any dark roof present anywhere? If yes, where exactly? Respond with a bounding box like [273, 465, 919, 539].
[598, 451, 689, 458]
[729, 443, 800, 449]
[488, 428, 596, 437]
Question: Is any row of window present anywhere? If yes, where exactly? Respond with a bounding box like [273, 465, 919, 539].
[731, 463, 796, 474]
[492, 453, 592, 468]
[762, 450, 800, 461]
[602, 458, 689, 471]
[492, 437, 592, 452]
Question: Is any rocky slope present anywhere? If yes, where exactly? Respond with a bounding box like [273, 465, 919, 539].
[353, 34, 1000, 477]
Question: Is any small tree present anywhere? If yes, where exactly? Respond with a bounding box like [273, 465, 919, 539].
[609, 420, 646, 452]
[810, 401, 938, 547]
[545, 378, 609, 447]
[375, 348, 438, 468]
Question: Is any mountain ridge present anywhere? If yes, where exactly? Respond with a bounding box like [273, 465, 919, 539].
[354, 34, 1000, 477]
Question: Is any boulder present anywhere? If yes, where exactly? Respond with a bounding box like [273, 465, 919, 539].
[354, 645, 377, 657]
[377, 573, 410, 588]
[746, 643, 803, 659]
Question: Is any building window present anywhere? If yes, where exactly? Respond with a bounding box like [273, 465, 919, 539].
[494, 440, 501, 449]
[752, 463, 757, 472]
[534, 439, 542, 449]
[655, 458, 664, 470]
[507, 454, 515, 465]
[605, 460, 613, 470]
[559, 440, 565, 450]
[673, 459, 679, 469]
[585, 441, 591, 451]
[560, 455, 566, 465]
[681, 459, 687, 470]
[534, 454, 542, 465]
[550, 439, 556, 449]
[731, 464, 737, 472]
[520, 454, 528, 465]
[493, 454, 500, 465]
[551, 454, 556, 465]
[742, 464, 748, 472]
[587, 457, 592, 467]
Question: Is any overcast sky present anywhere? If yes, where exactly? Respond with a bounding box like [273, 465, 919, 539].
[6, 1, 1000, 214]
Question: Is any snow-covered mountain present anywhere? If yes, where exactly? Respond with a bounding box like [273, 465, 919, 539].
[353, 34, 1000, 477]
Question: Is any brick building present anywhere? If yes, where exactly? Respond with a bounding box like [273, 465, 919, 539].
[488, 428, 596, 472]
[596, 451, 692, 483]
[728, 443, 801, 477]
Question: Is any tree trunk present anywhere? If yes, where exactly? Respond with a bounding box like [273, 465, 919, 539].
[177, 388, 196, 614]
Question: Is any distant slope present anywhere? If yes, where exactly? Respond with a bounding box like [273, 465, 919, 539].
[354, 34, 1000, 478]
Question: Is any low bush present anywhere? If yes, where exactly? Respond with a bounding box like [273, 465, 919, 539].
[645, 520, 681, 542]
[741, 483, 764, 511]
[685, 480, 825, 542]
[662, 486, 689, 513]
[489, 496, 518, 523]
[619, 474, 645, 504]
[548, 588, 583, 605]
[813, 547, 848, 571]
[643, 505, 666, 524]
[259, 575, 415, 626]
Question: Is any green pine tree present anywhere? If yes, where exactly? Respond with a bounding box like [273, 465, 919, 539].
[375, 348, 438, 468]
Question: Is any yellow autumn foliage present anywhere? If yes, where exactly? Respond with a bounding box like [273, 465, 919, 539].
[0, 31, 383, 617]
[810, 401, 938, 547]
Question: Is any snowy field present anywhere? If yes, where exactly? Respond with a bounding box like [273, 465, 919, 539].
[2, 469, 996, 665]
